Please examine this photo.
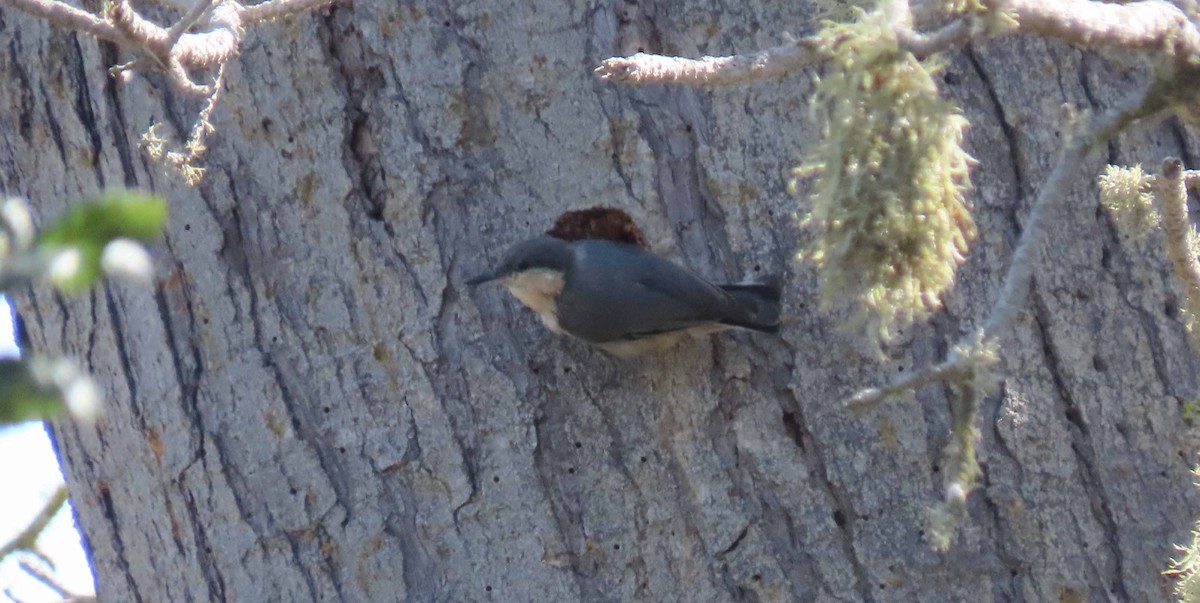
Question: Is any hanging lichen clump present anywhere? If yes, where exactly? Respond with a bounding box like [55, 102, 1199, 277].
[794, 8, 976, 345]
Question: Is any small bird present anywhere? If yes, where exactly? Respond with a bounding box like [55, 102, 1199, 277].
[467, 235, 782, 357]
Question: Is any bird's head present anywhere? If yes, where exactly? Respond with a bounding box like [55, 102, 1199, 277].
[467, 235, 573, 286]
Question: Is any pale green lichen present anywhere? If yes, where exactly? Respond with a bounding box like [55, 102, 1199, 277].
[795, 6, 976, 346]
[956, 329, 1000, 397]
[1187, 227, 1200, 352]
[140, 122, 208, 186]
[1187, 229, 1200, 352]
[925, 331, 996, 551]
[1098, 164, 1158, 236]
[1182, 396, 1200, 422]
[926, 500, 961, 553]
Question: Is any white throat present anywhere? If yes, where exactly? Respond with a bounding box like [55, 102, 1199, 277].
[502, 269, 566, 334]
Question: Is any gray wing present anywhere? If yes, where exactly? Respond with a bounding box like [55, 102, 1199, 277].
[557, 241, 744, 343]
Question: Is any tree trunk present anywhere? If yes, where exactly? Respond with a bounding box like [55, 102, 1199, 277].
[2, 1, 1199, 601]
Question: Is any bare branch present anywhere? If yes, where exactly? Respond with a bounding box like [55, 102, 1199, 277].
[164, 0, 216, 51]
[897, 18, 975, 58]
[122, 0, 242, 68]
[1002, 0, 1200, 57]
[108, 0, 164, 61]
[6, 0, 243, 76]
[983, 88, 1168, 336]
[593, 19, 975, 87]
[3, 0, 125, 43]
[0, 485, 69, 562]
[1156, 157, 1200, 328]
[594, 38, 829, 86]
[890, 0, 979, 58]
[167, 57, 213, 95]
[595, 25, 981, 87]
[847, 358, 970, 411]
[239, 0, 335, 24]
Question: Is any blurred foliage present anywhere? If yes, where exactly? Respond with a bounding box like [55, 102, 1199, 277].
[36, 193, 166, 291]
[0, 360, 64, 424]
[0, 192, 165, 426]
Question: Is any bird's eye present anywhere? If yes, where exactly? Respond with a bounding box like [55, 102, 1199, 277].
[516, 262, 528, 271]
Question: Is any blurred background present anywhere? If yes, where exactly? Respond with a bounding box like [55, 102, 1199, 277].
[0, 296, 95, 602]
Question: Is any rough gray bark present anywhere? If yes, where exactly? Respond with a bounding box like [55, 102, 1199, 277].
[1, 1, 1199, 601]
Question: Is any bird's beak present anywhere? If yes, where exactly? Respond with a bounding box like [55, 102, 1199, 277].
[466, 270, 498, 286]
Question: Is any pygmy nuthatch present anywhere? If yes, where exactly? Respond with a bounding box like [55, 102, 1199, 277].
[468, 235, 782, 357]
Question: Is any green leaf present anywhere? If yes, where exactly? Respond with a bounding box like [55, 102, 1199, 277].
[39, 192, 167, 247]
[0, 360, 64, 425]
[35, 192, 167, 291]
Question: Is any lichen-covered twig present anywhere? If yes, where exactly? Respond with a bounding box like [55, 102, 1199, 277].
[594, 38, 830, 86]
[0, 485, 68, 562]
[106, 0, 243, 76]
[593, 19, 975, 86]
[847, 357, 969, 410]
[595, 0, 1200, 87]
[4, 0, 124, 43]
[1005, 0, 1200, 56]
[240, 0, 337, 23]
[4, 0, 334, 180]
[17, 0, 244, 76]
[164, 0, 216, 52]
[890, 0, 977, 58]
[896, 17, 974, 58]
[1156, 157, 1200, 336]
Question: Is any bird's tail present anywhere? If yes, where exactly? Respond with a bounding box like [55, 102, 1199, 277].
[719, 275, 783, 333]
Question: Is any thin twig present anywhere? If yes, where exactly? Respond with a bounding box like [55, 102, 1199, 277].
[594, 38, 829, 86]
[983, 87, 1167, 335]
[164, 0, 216, 52]
[898, 18, 974, 59]
[4, 0, 125, 43]
[593, 21, 975, 87]
[0, 485, 69, 562]
[18, 556, 74, 599]
[167, 57, 212, 95]
[847, 358, 970, 410]
[113, 0, 242, 68]
[1000, 0, 1200, 57]
[239, 0, 335, 23]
